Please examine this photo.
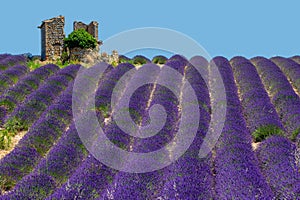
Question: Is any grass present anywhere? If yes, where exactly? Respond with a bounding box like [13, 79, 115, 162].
[252, 125, 284, 142]
[0, 130, 12, 150]
[27, 59, 80, 71]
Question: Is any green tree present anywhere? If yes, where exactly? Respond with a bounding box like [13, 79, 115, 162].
[64, 29, 97, 49]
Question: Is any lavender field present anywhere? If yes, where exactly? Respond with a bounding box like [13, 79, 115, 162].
[0, 53, 299, 199]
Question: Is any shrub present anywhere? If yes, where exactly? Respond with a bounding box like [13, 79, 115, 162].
[64, 29, 97, 49]
[252, 124, 284, 142]
[27, 60, 41, 71]
[152, 55, 167, 64]
[0, 130, 12, 150]
[118, 55, 130, 63]
[132, 55, 150, 65]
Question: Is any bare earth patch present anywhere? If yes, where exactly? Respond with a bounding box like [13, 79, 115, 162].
[0, 131, 27, 160]
[252, 142, 261, 151]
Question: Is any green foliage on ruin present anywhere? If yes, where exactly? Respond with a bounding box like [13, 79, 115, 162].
[64, 29, 98, 49]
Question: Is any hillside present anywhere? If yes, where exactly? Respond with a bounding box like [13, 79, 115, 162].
[0, 53, 299, 199]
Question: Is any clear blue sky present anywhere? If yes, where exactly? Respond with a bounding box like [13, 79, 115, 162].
[1, 0, 300, 59]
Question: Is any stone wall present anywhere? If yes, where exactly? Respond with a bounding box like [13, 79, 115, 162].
[71, 21, 102, 64]
[69, 47, 99, 61]
[38, 16, 65, 61]
[73, 21, 98, 40]
[38, 16, 102, 62]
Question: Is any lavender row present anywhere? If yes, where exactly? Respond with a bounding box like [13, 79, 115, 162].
[135, 56, 212, 199]
[255, 135, 300, 198]
[100, 62, 179, 199]
[0, 82, 75, 195]
[95, 63, 135, 124]
[3, 65, 79, 133]
[290, 55, 300, 65]
[250, 57, 300, 140]
[132, 55, 151, 65]
[94, 63, 136, 152]
[271, 57, 300, 94]
[230, 57, 284, 141]
[212, 57, 274, 199]
[102, 56, 213, 199]
[0, 55, 26, 71]
[72, 63, 113, 123]
[48, 154, 117, 200]
[2, 65, 115, 199]
[132, 60, 184, 153]
[3, 124, 85, 200]
[0, 54, 11, 62]
[48, 69, 135, 199]
[0, 64, 59, 123]
[0, 65, 28, 95]
[152, 55, 167, 64]
[48, 63, 136, 199]
[158, 57, 214, 199]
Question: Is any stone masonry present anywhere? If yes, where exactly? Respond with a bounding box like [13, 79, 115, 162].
[70, 21, 102, 61]
[73, 21, 98, 40]
[73, 21, 102, 49]
[38, 16, 104, 62]
[38, 16, 65, 61]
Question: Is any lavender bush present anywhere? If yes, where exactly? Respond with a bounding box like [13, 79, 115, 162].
[251, 57, 300, 140]
[230, 56, 284, 141]
[0, 65, 28, 95]
[213, 56, 274, 199]
[0, 64, 59, 122]
[3, 64, 79, 133]
[271, 56, 300, 96]
[256, 135, 300, 198]
[0, 82, 74, 192]
[0, 55, 26, 71]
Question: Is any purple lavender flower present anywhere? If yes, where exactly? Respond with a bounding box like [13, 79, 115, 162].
[0, 65, 28, 95]
[0, 146, 41, 192]
[250, 57, 300, 140]
[118, 55, 130, 62]
[0, 55, 26, 71]
[95, 63, 135, 121]
[0, 54, 11, 61]
[6, 125, 86, 199]
[212, 56, 274, 199]
[57, 64, 80, 80]
[230, 56, 285, 141]
[5, 174, 56, 200]
[290, 55, 300, 65]
[0, 82, 74, 193]
[271, 56, 300, 101]
[256, 135, 300, 199]
[34, 124, 87, 183]
[4, 66, 78, 132]
[0, 64, 59, 115]
[48, 155, 117, 200]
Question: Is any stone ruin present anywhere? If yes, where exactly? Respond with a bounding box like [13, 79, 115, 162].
[38, 15, 65, 61]
[38, 16, 118, 65]
[73, 21, 102, 47]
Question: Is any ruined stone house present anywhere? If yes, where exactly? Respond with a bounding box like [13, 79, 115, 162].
[38, 16, 101, 61]
[38, 15, 65, 61]
[73, 21, 100, 45]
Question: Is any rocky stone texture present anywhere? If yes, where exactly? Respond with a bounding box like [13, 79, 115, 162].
[70, 21, 104, 65]
[38, 16, 103, 63]
[38, 16, 65, 61]
[70, 48, 119, 67]
[109, 50, 119, 63]
[74, 21, 98, 41]
[73, 21, 102, 50]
